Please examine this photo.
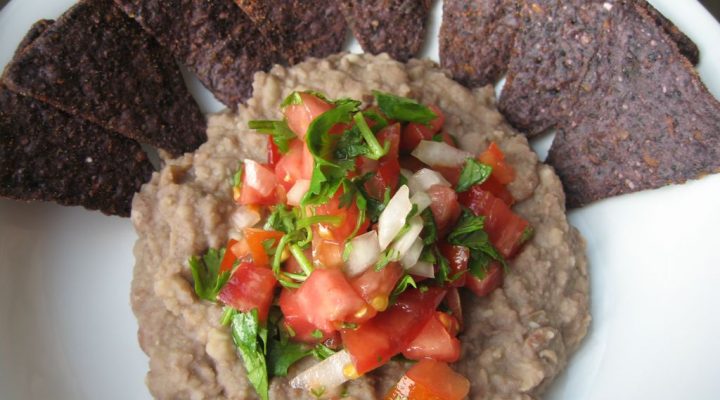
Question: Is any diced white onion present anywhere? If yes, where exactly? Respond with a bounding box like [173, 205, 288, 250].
[230, 206, 261, 232]
[243, 159, 275, 197]
[290, 350, 354, 392]
[411, 140, 472, 168]
[407, 261, 435, 278]
[287, 179, 310, 206]
[410, 191, 431, 213]
[401, 238, 424, 269]
[345, 231, 381, 277]
[390, 216, 423, 258]
[412, 169, 450, 192]
[378, 185, 412, 250]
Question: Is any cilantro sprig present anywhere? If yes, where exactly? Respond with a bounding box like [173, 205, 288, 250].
[447, 209, 507, 277]
[373, 90, 437, 125]
[456, 158, 493, 192]
[189, 247, 233, 302]
[247, 120, 296, 153]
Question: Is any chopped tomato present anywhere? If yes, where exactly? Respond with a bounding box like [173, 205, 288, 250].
[438, 243, 469, 287]
[243, 228, 284, 267]
[279, 288, 338, 343]
[287, 269, 368, 332]
[350, 262, 404, 312]
[239, 160, 277, 206]
[219, 239, 239, 273]
[377, 123, 401, 160]
[274, 139, 313, 192]
[267, 137, 281, 168]
[433, 165, 462, 187]
[402, 312, 461, 362]
[341, 287, 446, 374]
[314, 190, 368, 242]
[399, 155, 427, 173]
[217, 262, 277, 322]
[479, 142, 515, 185]
[284, 92, 334, 139]
[311, 235, 344, 269]
[384, 360, 470, 400]
[458, 187, 529, 258]
[400, 105, 445, 153]
[427, 184, 461, 234]
[230, 238, 251, 260]
[443, 287, 463, 332]
[466, 261, 504, 297]
[364, 158, 401, 200]
[479, 175, 514, 206]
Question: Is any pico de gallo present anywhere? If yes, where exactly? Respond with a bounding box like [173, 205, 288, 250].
[188, 90, 533, 400]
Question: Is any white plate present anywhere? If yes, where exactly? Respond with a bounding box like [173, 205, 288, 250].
[1, 1, 719, 399]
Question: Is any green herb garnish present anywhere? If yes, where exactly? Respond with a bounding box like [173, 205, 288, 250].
[189, 247, 232, 302]
[231, 309, 269, 400]
[373, 90, 437, 125]
[456, 158, 493, 192]
[248, 120, 296, 153]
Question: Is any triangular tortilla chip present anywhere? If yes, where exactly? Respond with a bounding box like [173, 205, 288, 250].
[2, 0, 206, 156]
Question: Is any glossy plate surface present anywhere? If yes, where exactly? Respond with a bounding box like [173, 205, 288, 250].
[1, 1, 719, 399]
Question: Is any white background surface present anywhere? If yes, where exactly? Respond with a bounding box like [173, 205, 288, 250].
[1, 1, 719, 399]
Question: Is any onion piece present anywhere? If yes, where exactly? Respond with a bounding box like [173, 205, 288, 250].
[345, 231, 381, 277]
[390, 216, 423, 258]
[411, 140, 472, 168]
[290, 350, 354, 392]
[378, 185, 412, 250]
[230, 205, 261, 231]
[407, 261, 434, 278]
[287, 179, 310, 206]
[243, 159, 276, 197]
[410, 191, 431, 213]
[401, 237, 424, 269]
[412, 168, 450, 192]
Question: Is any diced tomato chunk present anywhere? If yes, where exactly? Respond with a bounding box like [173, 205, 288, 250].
[279, 288, 337, 344]
[433, 165, 462, 187]
[399, 155, 427, 173]
[284, 93, 334, 139]
[239, 160, 278, 206]
[458, 187, 529, 258]
[267, 137, 281, 168]
[274, 139, 313, 192]
[466, 261, 504, 297]
[479, 175, 514, 206]
[443, 287, 463, 331]
[364, 158, 401, 200]
[342, 287, 446, 374]
[219, 239, 239, 273]
[377, 123, 401, 160]
[218, 262, 277, 322]
[289, 269, 368, 332]
[384, 360, 470, 400]
[350, 262, 404, 312]
[402, 312, 461, 363]
[438, 243, 469, 287]
[313, 190, 368, 242]
[400, 105, 445, 153]
[311, 236, 345, 269]
[243, 228, 283, 267]
[479, 142, 515, 185]
[427, 184, 461, 234]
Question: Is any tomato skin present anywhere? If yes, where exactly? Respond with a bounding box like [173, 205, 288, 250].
[289, 268, 368, 332]
[443, 287, 463, 332]
[239, 160, 278, 206]
[243, 228, 284, 267]
[311, 235, 345, 269]
[284, 93, 333, 139]
[402, 312, 461, 363]
[466, 261, 504, 297]
[219, 239, 239, 273]
[279, 288, 337, 343]
[217, 262, 277, 322]
[314, 190, 368, 242]
[400, 105, 445, 153]
[267, 137, 281, 168]
[274, 139, 313, 192]
[377, 123, 401, 160]
[438, 243, 469, 287]
[479, 142, 515, 185]
[341, 287, 446, 374]
[350, 262, 404, 312]
[458, 187, 529, 258]
[478, 175, 514, 206]
[427, 184, 462, 234]
[384, 360, 470, 400]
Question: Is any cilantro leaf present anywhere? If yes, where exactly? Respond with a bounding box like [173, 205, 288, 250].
[267, 339, 311, 377]
[231, 310, 269, 400]
[373, 90, 437, 125]
[305, 100, 360, 161]
[420, 208, 437, 245]
[265, 205, 298, 234]
[189, 247, 232, 302]
[248, 120, 296, 153]
[311, 344, 336, 360]
[335, 126, 369, 160]
[391, 274, 417, 302]
[447, 209, 507, 275]
[456, 159, 493, 192]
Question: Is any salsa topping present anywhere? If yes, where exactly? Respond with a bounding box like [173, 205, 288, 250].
[188, 90, 533, 399]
